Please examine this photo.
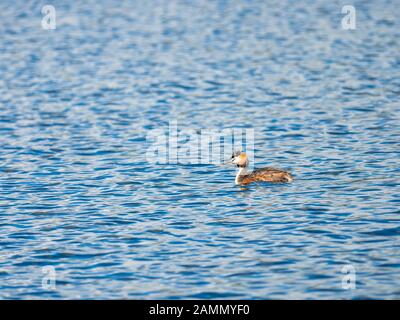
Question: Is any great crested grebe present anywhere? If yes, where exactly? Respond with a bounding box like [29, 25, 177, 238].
[226, 151, 293, 185]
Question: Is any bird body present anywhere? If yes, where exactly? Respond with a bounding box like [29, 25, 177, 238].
[227, 152, 293, 185]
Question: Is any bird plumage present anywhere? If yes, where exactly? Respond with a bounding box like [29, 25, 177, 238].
[237, 167, 293, 184]
[227, 151, 293, 185]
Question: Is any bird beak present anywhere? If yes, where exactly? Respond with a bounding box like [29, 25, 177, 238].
[223, 159, 234, 165]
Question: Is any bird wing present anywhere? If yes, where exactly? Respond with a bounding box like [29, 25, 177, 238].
[241, 167, 292, 184]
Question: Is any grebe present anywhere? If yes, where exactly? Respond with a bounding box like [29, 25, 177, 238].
[226, 151, 293, 185]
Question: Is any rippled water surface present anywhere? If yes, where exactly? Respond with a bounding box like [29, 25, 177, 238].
[1, 0, 400, 299]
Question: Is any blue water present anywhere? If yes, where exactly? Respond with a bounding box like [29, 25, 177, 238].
[1, 0, 400, 299]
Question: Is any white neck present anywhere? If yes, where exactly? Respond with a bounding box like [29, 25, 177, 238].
[235, 166, 248, 184]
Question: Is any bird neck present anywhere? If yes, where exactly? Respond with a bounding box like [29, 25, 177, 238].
[235, 165, 248, 184]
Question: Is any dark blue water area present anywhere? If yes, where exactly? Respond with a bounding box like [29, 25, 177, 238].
[0, 0, 399, 299]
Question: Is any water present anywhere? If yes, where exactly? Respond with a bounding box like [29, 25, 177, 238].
[0, 0, 399, 299]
